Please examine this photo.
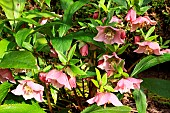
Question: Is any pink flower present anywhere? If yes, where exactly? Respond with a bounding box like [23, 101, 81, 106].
[134, 41, 162, 55]
[69, 77, 76, 88]
[131, 16, 157, 32]
[79, 44, 88, 56]
[125, 8, 136, 22]
[134, 36, 141, 43]
[11, 80, 44, 102]
[160, 49, 170, 54]
[98, 53, 126, 76]
[114, 77, 143, 94]
[0, 69, 15, 83]
[87, 92, 123, 106]
[45, 69, 71, 90]
[94, 26, 125, 44]
[39, 72, 48, 83]
[109, 16, 122, 23]
[93, 12, 99, 19]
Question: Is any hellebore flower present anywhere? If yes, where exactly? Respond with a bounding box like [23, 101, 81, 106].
[131, 16, 157, 32]
[134, 41, 162, 55]
[79, 43, 89, 56]
[161, 49, 170, 54]
[109, 16, 122, 24]
[98, 52, 126, 76]
[45, 69, 71, 90]
[0, 69, 15, 83]
[11, 80, 44, 102]
[87, 92, 123, 106]
[114, 77, 143, 94]
[134, 36, 141, 43]
[125, 8, 136, 22]
[94, 26, 125, 44]
[69, 77, 76, 88]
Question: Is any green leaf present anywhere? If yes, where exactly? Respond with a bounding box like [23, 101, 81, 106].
[91, 79, 99, 88]
[70, 65, 86, 75]
[82, 106, 131, 113]
[104, 85, 114, 92]
[139, 6, 151, 15]
[56, 50, 68, 64]
[131, 54, 170, 77]
[133, 89, 147, 113]
[81, 104, 101, 113]
[45, 0, 51, 7]
[0, 51, 37, 69]
[138, 0, 144, 6]
[50, 87, 58, 104]
[58, 0, 90, 37]
[16, 18, 40, 26]
[112, 0, 127, 9]
[15, 28, 32, 47]
[0, 104, 45, 113]
[101, 73, 107, 86]
[117, 44, 131, 55]
[142, 0, 152, 5]
[142, 78, 170, 98]
[95, 68, 101, 82]
[145, 35, 158, 41]
[0, 39, 10, 59]
[51, 38, 72, 54]
[67, 44, 77, 61]
[0, 0, 26, 25]
[25, 12, 60, 19]
[60, 0, 73, 11]
[0, 82, 12, 104]
[145, 26, 155, 40]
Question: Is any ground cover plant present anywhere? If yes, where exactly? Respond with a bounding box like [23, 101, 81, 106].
[0, 0, 170, 113]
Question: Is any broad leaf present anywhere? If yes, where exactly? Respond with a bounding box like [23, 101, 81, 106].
[101, 73, 107, 86]
[67, 44, 77, 61]
[70, 65, 86, 75]
[0, 51, 37, 69]
[0, 104, 45, 113]
[112, 0, 127, 9]
[0, 0, 26, 25]
[82, 105, 131, 113]
[145, 26, 155, 40]
[0, 39, 10, 59]
[142, 78, 170, 98]
[131, 54, 170, 77]
[15, 28, 32, 47]
[0, 82, 12, 104]
[56, 50, 68, 64]
[51, 37, 72, 54]
[133, 89, 147, 113]
[45, 0, 51, 7]
[95, 68, 101, 82]
[60, 0, 74, 11]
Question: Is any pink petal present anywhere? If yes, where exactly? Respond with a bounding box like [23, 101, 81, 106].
[69, 77, 76, 88]
[108, 93, 123, 106]
[109, 16, 122, 23]
[125, 8, 136, 22]
[27, 81, 44, 91]
[80, 44, 88, 56]
[11, 84, 24, 95]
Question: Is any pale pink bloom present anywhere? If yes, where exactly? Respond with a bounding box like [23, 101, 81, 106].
[109, 16, 122, 23]
[98, 53, 126, 76]
[94, 26, 125, 44]
[134, 36, 141, 43]
[49, 48, 58, 58]
[11, 80, 44, 102]
[93, 12, 99, 19]
[46, 69, 71, 90]
[114, 77, 143, 94]
[87, 92, 123, 106]
[161, 49, 170, 54]
[134, 41, 162, 55]
[125, 8, 136, 22]
[79, 44, 88, 56]
[131, 16, 157, 32]
[0, 69, 15, 83]
[69, 77, 76, 88]
[39, 72, 48, 83]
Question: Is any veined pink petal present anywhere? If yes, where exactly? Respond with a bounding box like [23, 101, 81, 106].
[108, 93, 123, 106]
[80, 44, 88, 56]
[11, 84, 24, 95]
[0, 69, 16, 83]
[109, 16, 122, 23]
[69, 77, 76, 88]
[125, 8, 136, 22]
[27, 81, 44, 91]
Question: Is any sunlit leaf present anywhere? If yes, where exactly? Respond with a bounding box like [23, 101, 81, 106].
[0, 82, 12, 104]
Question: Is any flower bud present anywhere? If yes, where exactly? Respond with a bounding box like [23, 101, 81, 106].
[93, 12, 99, 19]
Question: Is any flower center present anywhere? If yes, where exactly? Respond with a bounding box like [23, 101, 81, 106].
[104, 27, 115, 40]
[24, 85, 33, 95]
[144, 46, 153, 55]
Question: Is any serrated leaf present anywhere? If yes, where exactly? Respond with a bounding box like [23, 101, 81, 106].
[0, 51, 37, 69]
[67, 44, 77, 61]
[104, 85, 114, 92]
[0, 82, 12, 104]
[95, 68, 101, 82]
[0, 0, 26, 25]
[0, 104, 45, 113]
[142, 78, 170, 98]
[0, 39, 10, 59]
[51, 38, 72, 54]
[101, 73, 107, 86]
[145, 26, 155, 40]
[91, 79, 99, 88]
[70, 65, 86, 75]
[56, 50, 68, 64]
[133, 89, 147, 113]
[131, 54, 170, 77]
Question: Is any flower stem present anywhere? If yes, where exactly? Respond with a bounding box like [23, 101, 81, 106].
[45, 84, 53, 113]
